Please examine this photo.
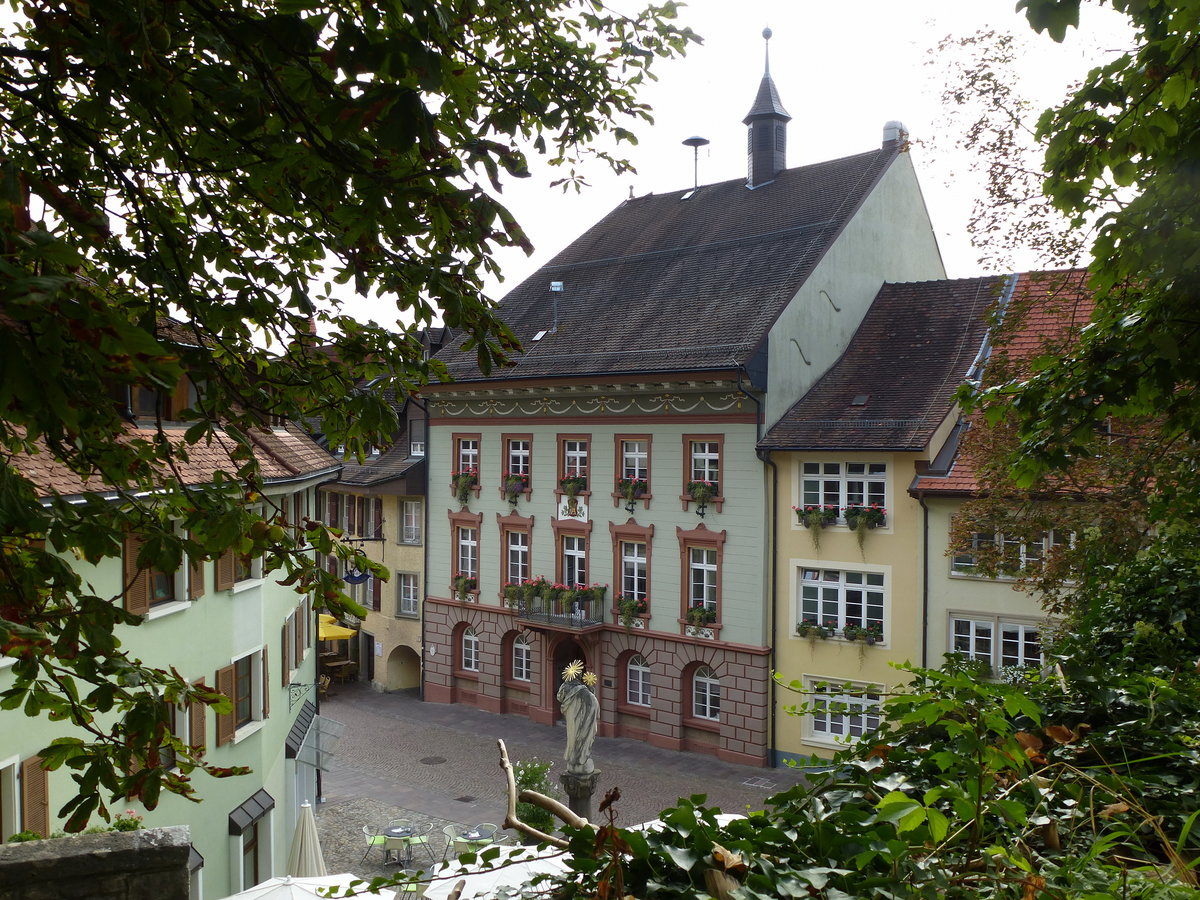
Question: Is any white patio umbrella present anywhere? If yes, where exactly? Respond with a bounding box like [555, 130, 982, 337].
[286, 801, 327, 878]
[422, 844, 572, 900]
[219, 872, 365, 900]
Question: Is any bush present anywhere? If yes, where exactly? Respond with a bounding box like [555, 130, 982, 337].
[514, 758, 558, 835]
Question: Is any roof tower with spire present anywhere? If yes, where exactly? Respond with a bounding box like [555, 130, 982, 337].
[743, 27, 791, 188]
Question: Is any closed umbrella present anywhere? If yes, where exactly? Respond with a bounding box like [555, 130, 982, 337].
[286, 801, 327, 878]
[219, 872, 363, 900]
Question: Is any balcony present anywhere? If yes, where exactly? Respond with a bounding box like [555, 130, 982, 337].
[512, 595, 606, 631]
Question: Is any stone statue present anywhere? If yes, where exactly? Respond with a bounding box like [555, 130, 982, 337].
[557, 678, 598, 775]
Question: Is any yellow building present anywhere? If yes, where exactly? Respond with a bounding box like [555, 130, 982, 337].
[761, 277, 1001, 764]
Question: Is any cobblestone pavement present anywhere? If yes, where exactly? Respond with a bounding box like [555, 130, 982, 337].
[313, 683, 806, 882]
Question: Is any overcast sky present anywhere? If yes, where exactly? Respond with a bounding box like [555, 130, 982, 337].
[340, 0, 1131, 327]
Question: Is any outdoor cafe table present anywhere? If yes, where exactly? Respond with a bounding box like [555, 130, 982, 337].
[383, 823, 433, 867]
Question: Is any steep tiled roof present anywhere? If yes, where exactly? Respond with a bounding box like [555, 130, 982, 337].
[11, 423, 338, 500]
[758, 276, 1000, 452]
[335, 441, 424, 488]
[437, 146, 901, 382]
[912, 269, 1094, 496]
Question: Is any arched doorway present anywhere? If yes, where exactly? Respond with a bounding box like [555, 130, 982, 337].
[551, 638, 587, 723]
[386, 644, 421, 691]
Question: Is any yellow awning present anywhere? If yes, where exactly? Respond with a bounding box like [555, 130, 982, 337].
[318, 614, 357, 641]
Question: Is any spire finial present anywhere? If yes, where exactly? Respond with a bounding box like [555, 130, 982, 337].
[762, 26, 772, 73]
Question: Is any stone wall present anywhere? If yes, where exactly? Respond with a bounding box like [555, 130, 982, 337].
[0, 825, 190, 900]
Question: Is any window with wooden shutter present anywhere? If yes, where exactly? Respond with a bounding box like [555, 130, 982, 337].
[261, 647, 269, 719]
[19, 756, 48, 837]
[123, 535, 151, 616]
[281, 620, 291, 686]
[373, 498, 383, 538]
[357, 496, 366, 537]
[371, 575, 382, 612]
[215, 665, 236, 746]
[215, 550, 236, 591]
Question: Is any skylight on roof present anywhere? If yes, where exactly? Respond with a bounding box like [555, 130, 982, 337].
[851, 394, 869, 407]
[680, 190, 696, 201]
[532, 330, 547, 342]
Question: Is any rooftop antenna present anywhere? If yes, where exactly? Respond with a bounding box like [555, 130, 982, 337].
[682, 136, 710, 191]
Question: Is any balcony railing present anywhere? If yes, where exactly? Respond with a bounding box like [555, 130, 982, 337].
[512, 595, 606, 630]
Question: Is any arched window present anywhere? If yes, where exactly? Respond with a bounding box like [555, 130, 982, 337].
[692, 666, 720, 721]
[461, 627, 479, 672]
[512, 635, 531, 681]
[627, 655, 651, 706]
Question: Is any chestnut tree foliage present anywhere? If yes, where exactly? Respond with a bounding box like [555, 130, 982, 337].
[0, 0, 694, 827]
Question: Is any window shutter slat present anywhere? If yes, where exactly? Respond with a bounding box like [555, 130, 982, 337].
[261, 647, 270, 719]
[294, 607, 304, 662]
[374, 498, 383, 538]
[20, 756, 49, 836]
[123, 535, 151, 616]
[188, 689, 206, 755]
[215, 665, 236, 746]
[215, 550, 236, 591]
[281, 621, 291, 686]
[372, 575, 382, 612]
[188, 533, 205, 600]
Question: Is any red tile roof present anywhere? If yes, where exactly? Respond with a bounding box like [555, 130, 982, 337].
[11, 424, 338, 500]
[912, 269, 1094, 496]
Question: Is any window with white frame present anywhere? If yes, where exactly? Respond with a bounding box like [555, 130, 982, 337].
[801, 462, 887, 516]
[952, 530, 1071, 576]
[457, 527, 478, 579]
[562, 535, 586, 586]
[409, 420, 426, 457]
[951, 616, 1043, 670]
[507, 531, 530, 584]
[690, 441, 720, 491]
[457, 438, 479, 473]
[401, 500, 422, 544]
[507, 439, 531, 477]
[809, 680, 882, 743]
[627, 655, 651, 706]
[621, 541, 647, 601]
[800, 568, 885, 633]
[512, 635, 531, 682]
[461, 627, 479, 672]
[397, 574, 419, 616]
[563, 439, 588, 478]
[621, 440, 648, 480]
[689, 547, 717, 612]
[692, 666, 720, 720]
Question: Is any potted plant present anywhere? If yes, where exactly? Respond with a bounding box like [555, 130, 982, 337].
[842, 623, 867, 642]
[559, 474, 587, 498]
[587, 583, 607, 604]
[503, 582, 521, 605]
[617, 477, 648, 503]
[452, 467, 478, 504]
[453, 574, 477, 602]
[793, 504, 838, 549]
[687, 605, 716, 626]
[686, 479, 716, 504]
[844, 504, 887, 549]
[796, 617, 832, 640]
[522, 577, 543, 604]
[504, 471, 529, 504]
[617, 594, 649, 630]
[513, 757, 559, 841]
[864, 622, 884, 645]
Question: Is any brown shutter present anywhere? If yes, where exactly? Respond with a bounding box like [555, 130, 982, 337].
[357, 496, 366, 537]
[215, 665, 236, 746]
[304, 598, 313, 649]
[188, 690, 207, 755]
[374, 498, 383, 538]
[372, 575, 382, 612]
[294, 606, 304, 662]
[123, 535, 151, 616]
[215, 550, 236, 591]
[293, 493, 302, 527]
[261, 646, 270, 719]
[187, 535, 205, 600]
[281, 621, 291, 687]
[20, 756, 49, 837]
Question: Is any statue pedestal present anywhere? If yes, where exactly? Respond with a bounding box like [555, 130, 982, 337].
[560, 770, 601, 822]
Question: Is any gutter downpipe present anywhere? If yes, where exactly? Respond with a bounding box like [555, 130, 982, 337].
[918, 494, 930, 668]
[412, 394, 431, 703]
[736, 366, 776, 767]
